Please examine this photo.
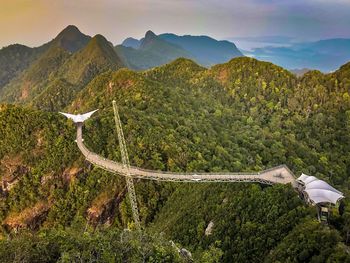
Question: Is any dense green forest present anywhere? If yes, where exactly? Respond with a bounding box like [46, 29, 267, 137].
[0, 56, 350, 262]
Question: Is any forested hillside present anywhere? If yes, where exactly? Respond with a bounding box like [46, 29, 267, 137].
[0, 25, 90, 93]
[0, 57, 349, 262]
[0, 44, 46, 90]
[0, 26, 124, 111]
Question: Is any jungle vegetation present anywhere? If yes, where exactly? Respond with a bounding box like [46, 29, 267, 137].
[0, 46, 350, 262]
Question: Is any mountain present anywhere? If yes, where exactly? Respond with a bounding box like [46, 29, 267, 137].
[116, 31, 243, 70]
[121, 37, 141, 49]
[295, 38, 350, 54]
[58, 34, 124, 85]
[47, 25, 91, 53]
[29, 35, 124, 111]
[159, 33, 243, 66]
[0, 45, 71, 103]
[0, 25, 91, 95]
[0, 44, 43, 90]
[115, 30, 192, 70]
[246, 38, 350, 72]
[0, 28, 124, 110]
[139, 30, 192, 62]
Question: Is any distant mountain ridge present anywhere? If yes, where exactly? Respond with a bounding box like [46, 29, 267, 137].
[115, 30, 193, 70]
[159, 33, 243, 66]
[117, 30, 243, 69]
[122, 37, 141, 49]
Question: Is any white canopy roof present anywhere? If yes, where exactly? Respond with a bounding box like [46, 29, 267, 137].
[297, 173, 344, 205]
[59, 109, 98, 123]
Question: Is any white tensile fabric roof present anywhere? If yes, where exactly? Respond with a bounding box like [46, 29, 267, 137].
[59, 109, 98, 123]
[297, 173, 344, 205]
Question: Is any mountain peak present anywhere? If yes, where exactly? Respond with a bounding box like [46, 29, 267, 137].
[53, 25, 91, 53]
[140, 30, 161, 49]
[145, 30, 157, 39]
[60, 25, 81, 35]
[81, 34, 124, 67]
[91, 34, 109, 44]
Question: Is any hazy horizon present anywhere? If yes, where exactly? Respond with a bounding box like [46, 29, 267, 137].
[1, 0, 350, 49]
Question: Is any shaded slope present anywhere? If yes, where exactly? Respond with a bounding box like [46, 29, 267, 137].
[0, 32, 124, 111]
[0, 44, 44, 90]
[0, 25, 91, 103]
[150, 183, 311, 262]
[58, 34, 124, 85]
[122, 37, 141, 49]
[48, 25, 91, 53]
[0, 46, 71, 103]
[30, 35, 124, 111]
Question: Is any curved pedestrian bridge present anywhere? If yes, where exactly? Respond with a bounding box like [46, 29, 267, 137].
[76, 123, 296, 185]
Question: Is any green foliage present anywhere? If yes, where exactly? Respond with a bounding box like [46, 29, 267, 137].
[0, 44, 45, 89]
[151, 183, 313, 262]
[0, 36, 124, 110]
[0, 46, 71, 103]
[265, 220, 350, 263]
[0, 57, 350, 261]
[0, 229, 183, 263]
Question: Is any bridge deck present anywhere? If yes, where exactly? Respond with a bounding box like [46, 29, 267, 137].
[76, 124, 295, 185]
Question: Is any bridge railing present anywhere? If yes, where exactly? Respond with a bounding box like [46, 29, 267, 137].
[128, 164, 294, 177]
[77, 125, 295, 184]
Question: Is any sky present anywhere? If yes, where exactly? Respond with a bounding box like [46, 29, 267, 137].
[1, 0, 350, 48]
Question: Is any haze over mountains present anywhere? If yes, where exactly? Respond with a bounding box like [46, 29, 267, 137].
[241, 37, 350, 72]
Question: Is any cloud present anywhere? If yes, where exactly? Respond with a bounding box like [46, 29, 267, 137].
[0, 0, 350, 48]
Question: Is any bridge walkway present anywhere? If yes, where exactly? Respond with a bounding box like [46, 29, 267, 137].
[76, 124, 296, 185]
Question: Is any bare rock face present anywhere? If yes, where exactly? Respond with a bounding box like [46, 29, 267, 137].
[3, 202, 50, 233]
[62, 167, 83, 183]
[0, 155, 29, 194]
[87, 187, 127, 227]
[205, 221, 214, 236]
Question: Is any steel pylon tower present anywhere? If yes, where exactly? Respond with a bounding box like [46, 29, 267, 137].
[112, 100, 141, 230]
